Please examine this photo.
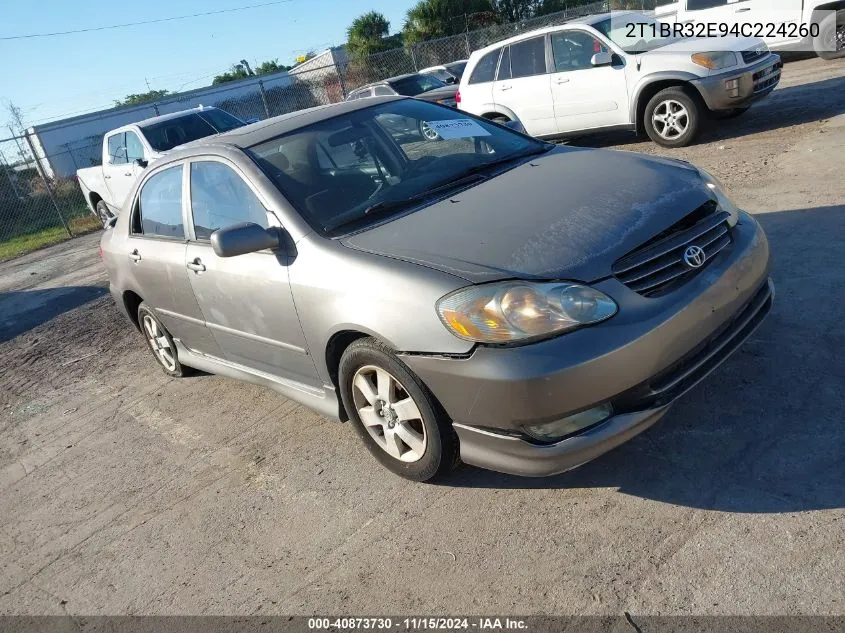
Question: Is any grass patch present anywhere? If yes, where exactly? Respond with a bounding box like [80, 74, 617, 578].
[0, 214, 103, 262]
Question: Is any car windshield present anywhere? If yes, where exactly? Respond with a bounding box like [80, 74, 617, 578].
[388, 74, 448, 96]
[593, 15, 683, 54]
[141, 110, 246, 152]
[248, 99, 550, 236]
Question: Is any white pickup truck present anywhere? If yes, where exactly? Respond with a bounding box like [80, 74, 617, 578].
[77, 106, 246, 225]
[655, 0, 844, 60]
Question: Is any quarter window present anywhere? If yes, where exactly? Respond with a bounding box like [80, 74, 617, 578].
[551, 31, 609, 72]
[107, 133, 127, 165]
[135, 165, 184, 238]
[190, 162, 268, 240]
[468, 49, 501, 84]
[510, 36, 547, 79]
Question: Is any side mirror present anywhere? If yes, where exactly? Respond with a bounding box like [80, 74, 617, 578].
[503, 119, 527, 135]
[211, 222, 281, 258]
[134, 158, 148, 169]
[591, 52, 613, 67]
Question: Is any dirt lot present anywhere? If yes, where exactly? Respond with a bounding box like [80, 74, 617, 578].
[1, 57, 843, 616]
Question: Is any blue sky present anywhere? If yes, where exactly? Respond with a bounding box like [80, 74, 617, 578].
[0, 0, 415, 129]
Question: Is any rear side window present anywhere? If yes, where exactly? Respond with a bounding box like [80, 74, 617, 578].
[468, 49, 501, 84]
[190, 162, 268, 241]
[497, 47, 512, 81]
[510, 36, 547, 78]
[373, 85, 394, 96]
[135, 165, 184, 239]
[107, 133, 127, 165]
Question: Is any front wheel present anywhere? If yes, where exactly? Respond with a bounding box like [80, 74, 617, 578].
[644, 87, 701, 148]
[137, 303, 189, 377]
[815, 9, 845, 60]
[338, 337, 459, 482]
[418, 120, 440, 141]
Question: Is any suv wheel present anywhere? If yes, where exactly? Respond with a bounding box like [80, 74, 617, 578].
[644, 87, 701, 148]
[419, 120, 440, 141]
[816, 9, 845, 60]
[95, 200, 113, 227]
[138, 303, 188, 377]
[338, 337, 459, 482]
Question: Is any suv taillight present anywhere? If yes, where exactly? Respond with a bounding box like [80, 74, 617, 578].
[455, 90, 461, 105]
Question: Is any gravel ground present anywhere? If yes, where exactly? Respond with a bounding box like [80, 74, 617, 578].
[1, 57, 843, 616]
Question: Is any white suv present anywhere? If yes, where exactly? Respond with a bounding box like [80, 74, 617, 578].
[457, 11, 782, 147]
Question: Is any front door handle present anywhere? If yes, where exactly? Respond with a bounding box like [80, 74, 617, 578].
[186, 258, 206, 272]
[736, 7, 751, 11]
[124, 172, 132, 176]
[499, 84, 512, 91]
[104, 175, 111, 179]
[555, 77, 570, 84]
[129, 250, 142, 262]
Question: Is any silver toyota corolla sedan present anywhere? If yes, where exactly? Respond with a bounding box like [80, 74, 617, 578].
[101, 96, 773, 482]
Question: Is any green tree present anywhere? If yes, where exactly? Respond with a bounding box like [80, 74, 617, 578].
[114, 89, 169, 107]
[491, 0, 540, 22]
[213, 62, 253, 85]
[403, 0, 497, 45]
[254, 59, 292, 74]
[346, 11, 402, 60]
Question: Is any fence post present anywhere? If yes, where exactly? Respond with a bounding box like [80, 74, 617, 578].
[152, 102, 160, 115]
[465, 32, 471, 58]
[23, 132, 72, 238]
[410, 45, 418, 71]
[258, 80, 272, 119]
[337, 67, 348, 100]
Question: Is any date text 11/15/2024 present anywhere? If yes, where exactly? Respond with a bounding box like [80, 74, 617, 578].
[307, 617, 528, 630]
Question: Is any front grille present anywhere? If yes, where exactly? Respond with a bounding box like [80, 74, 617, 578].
[614, 281, 774, 412]
[753, 61, 783, 94]
[613, 208, 732, 297]
[742, 48, 768, 65]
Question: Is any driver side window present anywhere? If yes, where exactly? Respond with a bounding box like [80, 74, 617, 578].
[189, 161, 268, 241]
[551, 31, 609, 72]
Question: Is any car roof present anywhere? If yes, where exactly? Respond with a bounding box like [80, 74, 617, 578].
[133, 106, 225, 128]
[176, 96, 406, 150]
[469, 11, 638, 57]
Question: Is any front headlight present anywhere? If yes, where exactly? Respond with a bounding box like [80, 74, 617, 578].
[691, 51, 739, 70]
[697, 168, 740, 227]
[436, 281, 617, 344]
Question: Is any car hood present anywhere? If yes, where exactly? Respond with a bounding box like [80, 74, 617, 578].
[645, 35, 763, 56]
[414, 85, 459, 101]
[340, 146, 714, 284]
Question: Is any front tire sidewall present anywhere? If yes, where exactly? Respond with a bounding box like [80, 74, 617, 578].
[95, 201, 112, 227]
[338, 339, 456, 482]
[137, 303, 186, 378]
[815, 10, 845, 60]
[644, 88, 701, 148]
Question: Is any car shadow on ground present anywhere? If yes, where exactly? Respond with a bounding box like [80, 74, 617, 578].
[445, 205, 845, 514]
[0, 285, 108, 343]
[567, 73, 845, 149]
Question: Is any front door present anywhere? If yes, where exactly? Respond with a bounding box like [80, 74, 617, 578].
[124, 162, 221, 355]
[183, 159, 320, 388]
[103, 132, 141, 212]
[549, 30, 630, 133]
[493, 36, 556, 137]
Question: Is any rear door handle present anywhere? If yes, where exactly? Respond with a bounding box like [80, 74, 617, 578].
[499, 84, 512, 91]
[124, 172, 132, 176]
[129, 250, 142, 262]
[186, 258, 206, 272]
[736, 7, 751, 11]
[104, 175, 111, 179]
[555, 77, 570, 84]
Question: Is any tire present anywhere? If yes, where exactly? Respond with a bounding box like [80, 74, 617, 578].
[137, 303, 188, 378]
[643, 87, 702, 148]
[418, 120, 440, 141]
[815, 9, 845, 60]
[95, 200, 113, 227]
[714, 107, 750, 120]
[338, 337, 459, 482]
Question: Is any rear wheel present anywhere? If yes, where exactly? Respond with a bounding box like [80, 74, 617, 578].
[644, 87, 701, 148]
[816, 9, 845, 60]
[338, 337, 459, 482]
[137, 303, 188, 377]
[95, 200, 113, 227]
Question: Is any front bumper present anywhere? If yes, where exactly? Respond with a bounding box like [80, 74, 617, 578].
[400, 212, 772, 477]
[691, 54, 782, 111]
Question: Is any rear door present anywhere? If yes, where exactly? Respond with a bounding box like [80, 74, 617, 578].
[493, 36, 556, 137]
[124, 162, 221, 355]
[183, 158, 320, 387]
[549, 29, 630, 133]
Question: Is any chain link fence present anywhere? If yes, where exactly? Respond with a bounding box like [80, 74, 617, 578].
[2, 0, 654, 260]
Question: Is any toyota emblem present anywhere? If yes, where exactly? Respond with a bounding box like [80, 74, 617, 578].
[684, 245, 706, 269]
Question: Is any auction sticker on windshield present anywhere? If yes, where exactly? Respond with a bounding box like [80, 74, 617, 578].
[424, 119, 491, 139]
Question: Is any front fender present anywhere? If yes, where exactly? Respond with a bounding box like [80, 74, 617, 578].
[629, 72, 703, 124]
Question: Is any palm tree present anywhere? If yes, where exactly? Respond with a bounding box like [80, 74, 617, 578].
[403, 0, 497, 45]
[347, 11, 393, 60]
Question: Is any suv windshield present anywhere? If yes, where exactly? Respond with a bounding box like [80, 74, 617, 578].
[593, 15, 683, 54]
[141, 109, 246, 152]
[249, 99, 550, 236]
[388, 74, 448, 96]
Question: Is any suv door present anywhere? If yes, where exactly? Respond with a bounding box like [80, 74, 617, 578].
[493, 36, 556, 137]
[184, 159, 320, 387]
[549, 29, 630, 133]
[125, 163, 222, 355]
[682, 0, 748, 28]
[103, 131, 141, 210]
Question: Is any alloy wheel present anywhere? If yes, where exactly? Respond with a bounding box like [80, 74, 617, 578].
[351, 365, 427, 463]
[420, 121, 440, 141]
[142, 314, 176, 372]
[652, 99, 690, 141]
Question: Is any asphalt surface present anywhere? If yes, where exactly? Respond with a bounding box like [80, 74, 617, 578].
[1, 57, 843, 616]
